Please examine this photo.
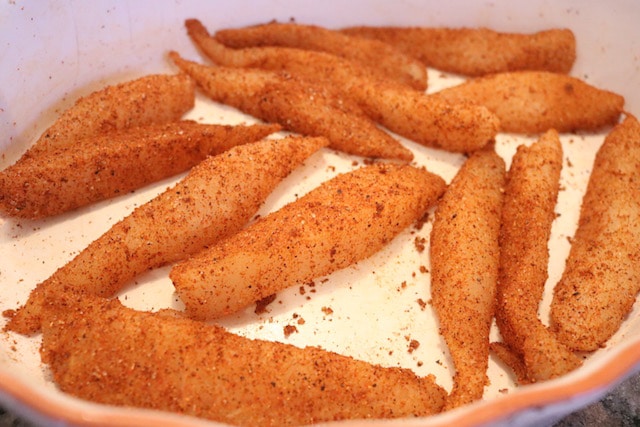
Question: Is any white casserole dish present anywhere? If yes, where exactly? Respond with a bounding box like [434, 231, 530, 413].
[1, 0, 639, 426]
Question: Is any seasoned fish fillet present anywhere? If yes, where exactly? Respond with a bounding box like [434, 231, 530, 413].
[170, 51, 414, 161]
[213, 20, 428, 90]
[171, 163, 446, 320]
[550, 115, 640, 351]
[341, 26, 576, 76]
[430, 71, 624, 133]
[24, 73, 195, 158]
[40, 292, 447, 426]
[430, 146, 505, 409]
[495, 130, 581, 382]
[0, 121, 279, 219]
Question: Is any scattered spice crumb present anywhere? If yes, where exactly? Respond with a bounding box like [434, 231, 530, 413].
[254, 293, 277, 315]
[414, 236, 427, 252]
[414, 211, 431, 230]
[283, 325, 298, 338]
[408, 339, 420, 353]
[417, 298, 427, 310]
[419, 265, 429, 274]
[321, 306, 333, 315]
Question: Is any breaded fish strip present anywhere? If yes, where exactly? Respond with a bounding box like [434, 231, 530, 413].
[185, 20, 499, 154]
[429, 146, 505, 409]
[495, 130, 581, 382]
[0, 121, 280, 219]
[489, 342, 531, 386]
[171, 163, 446, 321]
[169, 51, 413, 161]
[550, 115, 640, 351]
[4, 136, 328, 335]
[24, 73, 195, 158]
[40, 292, 446, 426]
[340, 26, 576, 76]
[213, 20, 428, 90]
[430, 71, 624, 134]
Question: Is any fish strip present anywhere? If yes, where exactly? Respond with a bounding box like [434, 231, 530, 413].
[169, 51, 413, 161]
[40, 291, 446, 426]
[0, 121, 280, 219]
[170, 163, 446, 320]
[550, 115, 640, 351]
[430, 71, 624, 134]
[495, 130, 581, 382]
[340, 26, 576, 76]
[24, 73, 195, 159]
[429, 146, 505, 409]
[213, 20, 428, 90]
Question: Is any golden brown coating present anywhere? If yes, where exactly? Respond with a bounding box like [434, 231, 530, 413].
[430, 71, 624, 134]
[171, 163, 446, 321]
[24, 74, 195, 158]
[40, 292, 446, 427]
[429, 146, 505, 409]
[4, 136, 328, 335]
[550, 115, 640, 351]
[489, 342, 532, 386]
[212, 20, 428, 90]
[340, 26, 576, 76]
[185, 20, 499, 154]
[169, 51, 413, 161]
[495, 130, 581, 382]
[0, 121, 280, 219]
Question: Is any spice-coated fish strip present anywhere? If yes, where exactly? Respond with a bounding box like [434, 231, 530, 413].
[4, 136, 328, 335]
[550, 115, 640, 351]
[429, 146, 505, 409]
[213, 20, 428, 90]
[186, 20, 499, 154]
[169, 51, 413, 161]
[0, 121, 280, 219]
[170, 163, 446, 321]
[495, 130, 581, 382]
[40, 292, 446, 426]
[340, 26, 576, 76]
[23, 73, 195, 159]
[430, 71, 624, 134]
